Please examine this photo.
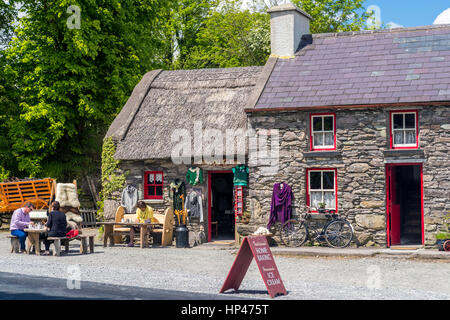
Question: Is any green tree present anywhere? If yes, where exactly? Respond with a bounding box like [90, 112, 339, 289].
[292, 0, 370, 33]
[0, 0, 17, 47]
[160, 0, 218, 69]
[252, 0, 371, 33]
[4, 0, 168, 179]
[0, 0, 19, 180]
[185, 0, 270, 68]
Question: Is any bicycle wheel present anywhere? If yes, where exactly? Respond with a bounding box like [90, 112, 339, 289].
[444, 240, 450, 252]
[280, 219, 308, 247]
[324, 219, 353, 248]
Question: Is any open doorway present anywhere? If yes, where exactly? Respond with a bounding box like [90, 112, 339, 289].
[386, 164, 423, 246]
[208, 171, 234, 242]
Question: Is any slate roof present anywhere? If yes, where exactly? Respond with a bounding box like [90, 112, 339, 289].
[253, 24, 450, 110]
[107, 66, 263, 160]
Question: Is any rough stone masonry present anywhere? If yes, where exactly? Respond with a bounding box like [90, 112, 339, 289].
[243, 105, 450, 247]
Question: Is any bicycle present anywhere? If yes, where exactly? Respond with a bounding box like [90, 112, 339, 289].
[279, 206, 354, 248]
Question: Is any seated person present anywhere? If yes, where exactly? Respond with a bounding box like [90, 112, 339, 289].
[128, 201, 154, 247]
[42, 201, 67, 255]
[10, 202, 35, 253]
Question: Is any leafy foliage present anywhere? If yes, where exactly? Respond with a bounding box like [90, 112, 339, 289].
[185, 1, 270, 68]
[97, 137, 127, 220]
[3, 0, 167, 179]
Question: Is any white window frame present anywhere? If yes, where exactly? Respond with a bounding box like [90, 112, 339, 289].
[391, 111, 418, 148]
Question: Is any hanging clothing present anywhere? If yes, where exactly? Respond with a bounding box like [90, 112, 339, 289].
[232, 164, 249, 186]
[121, 185, 138, 214]
[267, 182, 292, 229]
[169, 180, 186, 211]
[186, 167, 203, 186]
[185, 191, 204, 222]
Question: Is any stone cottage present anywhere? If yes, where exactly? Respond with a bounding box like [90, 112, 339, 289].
[105, 4, 450, 248]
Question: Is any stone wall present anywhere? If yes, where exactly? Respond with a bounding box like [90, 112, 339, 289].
[243, 105, 450, 247]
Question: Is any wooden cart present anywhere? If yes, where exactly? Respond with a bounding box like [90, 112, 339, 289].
[0, 178, 56, 227]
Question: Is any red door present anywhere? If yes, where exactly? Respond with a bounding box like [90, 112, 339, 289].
[387, 166, 401, 246]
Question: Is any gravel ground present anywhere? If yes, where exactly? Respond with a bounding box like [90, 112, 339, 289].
[1, 230, 449, 300]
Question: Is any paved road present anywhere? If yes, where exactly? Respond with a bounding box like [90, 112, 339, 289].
[0, 271, 244, 300]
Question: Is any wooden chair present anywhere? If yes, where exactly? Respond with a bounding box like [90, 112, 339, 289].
[113, 205, 133, 243]
[152, 207, 174, 246]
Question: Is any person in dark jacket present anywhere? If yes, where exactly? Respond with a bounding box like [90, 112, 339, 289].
[42, 201, 67, 255]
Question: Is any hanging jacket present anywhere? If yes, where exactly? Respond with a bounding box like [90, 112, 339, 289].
[267, 182, 292, 229]
[121, 185, 138, 213]
[232, 165, 249, 186]
[186, 167, 203, 186]
[169, 180, 186, 211]
[185, 191, 204, 222]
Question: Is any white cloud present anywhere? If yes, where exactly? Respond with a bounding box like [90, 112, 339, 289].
[433, 8, 450, 25]
[386, 22, 404, 29]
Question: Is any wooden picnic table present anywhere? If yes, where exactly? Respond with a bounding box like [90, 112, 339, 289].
[97, 222, 162, 248]
[24, 228, 46, 255]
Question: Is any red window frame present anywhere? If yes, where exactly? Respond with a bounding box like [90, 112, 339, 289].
[389, 110, 419, 150]
[309, 113, 337, 151]
[144, 171, 164, 200]
[306, 168, 338, 213]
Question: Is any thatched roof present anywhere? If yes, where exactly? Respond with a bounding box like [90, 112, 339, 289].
[107, 66, 264, 160]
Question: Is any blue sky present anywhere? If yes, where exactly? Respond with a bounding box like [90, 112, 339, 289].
[364, 0, 450, 27]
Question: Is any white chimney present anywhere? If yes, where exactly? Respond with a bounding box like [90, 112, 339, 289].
[268, 4, 313, 58]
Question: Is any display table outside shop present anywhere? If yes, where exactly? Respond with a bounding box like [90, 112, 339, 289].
[97, 222, 162, 248]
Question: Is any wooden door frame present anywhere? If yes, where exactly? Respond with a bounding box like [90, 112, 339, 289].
[385, 163, 424, 247]
[207, 170, 233, 242]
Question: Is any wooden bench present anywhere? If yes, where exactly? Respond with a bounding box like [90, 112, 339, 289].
[152, 207, 174, 246]
[47, 235, 94, 256]
[7, 235, 20, 253]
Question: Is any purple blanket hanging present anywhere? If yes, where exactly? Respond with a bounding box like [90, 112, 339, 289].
[267, 182, 292, 229]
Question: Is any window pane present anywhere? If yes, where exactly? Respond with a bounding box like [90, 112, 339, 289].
[404, 114, 415, 129]
[156, 186, 163, 196]
[324, 132, 334, 146]
[324, 192, 336, 209]
[147, 186, 155, 196]
[394, 131, 403, 145]
[313, 117, 322, 132]
[405, 130, 416, 144]
[148, 174, 154, 184]
[393, 114, 403, 129]
[323, 116, 333, 131]
[310, 172, 322, 189]
[323, 172, 334, 190]
[310, 192, 322, 209]
[313, 133, 324, 147]
[155, 173, 163, 184]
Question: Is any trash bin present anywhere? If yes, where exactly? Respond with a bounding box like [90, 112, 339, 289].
[175, 224, 189, 248]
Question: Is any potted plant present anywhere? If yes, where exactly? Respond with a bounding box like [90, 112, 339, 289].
[318, 202, 326, 213]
